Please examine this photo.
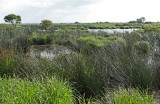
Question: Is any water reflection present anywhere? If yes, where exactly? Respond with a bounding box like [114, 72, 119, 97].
[30, 45, 70, 59]
[89, 29, 139, 34]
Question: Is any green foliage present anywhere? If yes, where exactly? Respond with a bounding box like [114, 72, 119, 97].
[13, 35, 31, 53]
[137, 17, 146, 23]
[0, 51, 17, 76]
[118, 56, 152, 89]
[133, 41, 150, 54]
[76, 36, 126, 53]
[31, 32, 53, 45]
[46, 53, 108, 99]
[74, 21, 80, 24]
[53, 30, 71, 45]
[76, 36, 117, 47]
[41, 20, 53, 30]
[4, 14, 21, 26]
[144, 25, 160, 32]
[0, 78, 74, 104]
[108, 88, 154, 104]
[76, 36, 106, 48]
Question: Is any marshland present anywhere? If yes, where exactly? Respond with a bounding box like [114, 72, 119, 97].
[0, 18, 160, 103]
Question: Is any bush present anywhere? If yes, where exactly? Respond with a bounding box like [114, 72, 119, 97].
[133, 41, 150, 54]
[32, 37, 46, 45]
[53, 30, 71, 44]
[144, 26, 160, 32]
[31, 33, 53, 45]
[76, 36, 126, 54]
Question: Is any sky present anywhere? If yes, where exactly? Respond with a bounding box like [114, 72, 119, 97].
[0, 0, 160, 23]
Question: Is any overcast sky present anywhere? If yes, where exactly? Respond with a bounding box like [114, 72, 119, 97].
[0, 0, 160, 23]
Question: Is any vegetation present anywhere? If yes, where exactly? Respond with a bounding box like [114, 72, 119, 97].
[133, 41, 150, 54]
[4, 14, 21, 26]
[0, 78, 74, 104]
[105, 88, 154, 104]
[41, 20, 53, 30]
[136, 17, 146, 23]
[1, 21, 160, 103]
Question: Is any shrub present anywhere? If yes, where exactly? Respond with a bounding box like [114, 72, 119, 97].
[32, 37, 46, 45]
[53, 30, 70, 45]
[41, 20, 53, 30]
[144, 26, 160, 32]
[31, 33, 53, 45]
[76, 36, 126, 54]
[76, 36, 106, 48]
[133, 41, 150, 54]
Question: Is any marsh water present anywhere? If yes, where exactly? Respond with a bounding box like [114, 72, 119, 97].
[30, 45, 70, 59]
[89, 29, 139, 34]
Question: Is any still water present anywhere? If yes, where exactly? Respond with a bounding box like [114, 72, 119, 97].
[89, 29, 139, 34]
[30, 45, 70, 59]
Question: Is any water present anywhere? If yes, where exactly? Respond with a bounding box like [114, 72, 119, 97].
[89, 29, 139, 34]
[30, 45, 70, 59]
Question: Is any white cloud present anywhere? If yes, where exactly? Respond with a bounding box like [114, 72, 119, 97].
[85, 0, 160, 22]
[0, 0, 160, 23]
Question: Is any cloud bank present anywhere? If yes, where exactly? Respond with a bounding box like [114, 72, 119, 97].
[0, 0, 160, 23]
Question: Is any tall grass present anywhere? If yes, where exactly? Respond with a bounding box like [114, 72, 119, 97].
[37, 53, 107, 99]
[104, 88, 154, 104]
[0, 77, 74, 104]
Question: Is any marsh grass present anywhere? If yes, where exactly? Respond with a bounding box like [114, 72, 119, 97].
[0, 77, 74, 104]
[104, 88, 154, 104]
[38, 53, 108, 99]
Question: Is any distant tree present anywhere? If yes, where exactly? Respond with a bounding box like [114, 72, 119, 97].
[4, 14, 21, 26]
[41, 20, 53, 30]
[74, 21, 80, 24]
[136, 17, 145, 23]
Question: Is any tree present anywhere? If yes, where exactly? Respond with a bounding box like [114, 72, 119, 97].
[74, 21, 79, 24]
[41, 20, 53, 30]
[136, 17, 145, 23]
[4, 14, 21, 26]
